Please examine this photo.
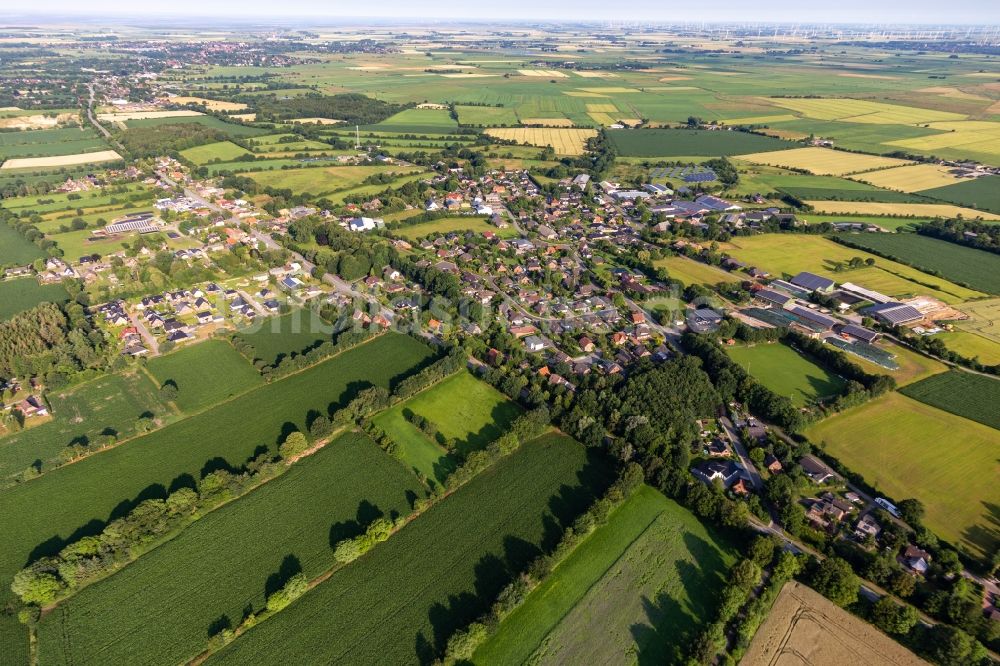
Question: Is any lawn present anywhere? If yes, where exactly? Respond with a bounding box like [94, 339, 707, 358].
[208, 434, 611, 666]
[474, 485, 735, 666]
[805, 392, 1000, 559]
[655, 256, 742, 287]
[900, 370, 1000, 430]
[393, 216, 517, 239]
[608, 128, 793, 157]
[0, 372, 165, 485]
[0, 334, 433, 632]
[145, 340, 263, 412]
[0, 278, 68, 321]
[179, 140, 252, 165]
[236, 311, 333, 366]
[244, 165, 423, 198]
[834, 232, 1000, 294]
[0, 222, 45, 267]
[36, 432, 423, 666]
[726, 342, 846, 407]
[722, 234, 984, 304]
[375, 371, 523, 481]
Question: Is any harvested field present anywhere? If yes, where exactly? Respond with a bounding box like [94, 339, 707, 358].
[96, 110, 203, 121]
[518, 69, 568, 77]
[655, 256, 742, 286]
[736, 147, 910, 176]
[886, 121, 1000, 162]
[956, 297, 1000, 345]
[484, 127, 596, 155]
[741, 581, 928, 666]
[519, 117, 574, 126]
[804, 200, 1000, 220]
[0, 150, 121, 170]
[765, 97, 965, 125]
[0, 112, 76, 130]
[290, 117, 342, 124]
[167, 96, 248, 111]
[852, 163, 969, 192]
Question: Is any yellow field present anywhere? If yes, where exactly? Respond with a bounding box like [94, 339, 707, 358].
[655, 256, 742, 286]
[803, 200, 1000, 220]
[96, 110, 203, 121]
[519, 69, 568, 77]
[721, 114, 799, 124]
[168, 96, 248, 111]
[851, 163, 968, 192]
[0, 112, 76, 130]
[736, 147, 911, 176]
[573, 71, 619, 78]
[887, 120, 1000, 159]
[586, 103, 618, 113]
[588, 113, 617, 126]
[484, 127, 597, 155]
[519, 117, 574, 127]
[0, 150, 122, 170]
[765, 97, 966, 124]
[563, 91, 609, 98]
[578, 87, 642, 94]
[230, 113, 257, 121]
[290, 117, 343, 125]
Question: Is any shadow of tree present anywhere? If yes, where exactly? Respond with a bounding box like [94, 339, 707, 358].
[264, 553, 302, 598]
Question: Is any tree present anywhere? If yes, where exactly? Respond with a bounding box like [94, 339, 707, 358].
[897, 498, 925, 526]
[810, 557, 859, 607]
[887, 570, 916, 598]
[333, 537, 363, 564]
[731, 559, 762, 590]
[926, 624, 986, 666]
[443, 622, 487, 664]
[11, 569, 63, 605]
[748, 534, 779, 566]
[279, 431, 309, 459]
[871, 597, 918, 635]
[265, 573, 308, 613]
[159, 380, 179, 403]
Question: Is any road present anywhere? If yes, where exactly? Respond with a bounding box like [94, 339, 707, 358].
[83, 82, 125, 153]
[127, 310, 160, 356]
[719, 415, 763, 492]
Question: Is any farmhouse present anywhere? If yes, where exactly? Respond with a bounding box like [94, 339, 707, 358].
[800, 455, 838, 484]
[691, 460, 743, 489]
[835, 323, 880, 344]
[790, 272, 835, 294]
[863, 302, 923, 327]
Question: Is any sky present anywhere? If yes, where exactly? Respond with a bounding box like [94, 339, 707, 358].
[10, 0, 1000, 25]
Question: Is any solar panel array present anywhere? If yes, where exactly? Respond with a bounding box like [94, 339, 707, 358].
[826, 337, 899, 370]
[649, 166, 717, 182]
[864, 303, 923, 325]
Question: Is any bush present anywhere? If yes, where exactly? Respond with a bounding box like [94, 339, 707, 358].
[278, 431, 309, 459]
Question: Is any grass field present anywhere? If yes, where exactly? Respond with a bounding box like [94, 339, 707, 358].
[455, 106, 518, 125]
[726, 343, 846, 407]
[919, 175, 1000, 215]
[806, 392, 1000, 559]
[804, 200, 1000, 221]
[393, 215, 517, 239]
[955, 297, 1000, 346]
[36, 432, 423, 666]
[722, 234, 984, 304]
[736, 147, 910, 176]
[0, 222, 46, 267]
[97, 110, 204, 122]
[655, 256, 742, 286]
[474, 485, 735, 666]
[802, 214, 931, 231]
[900, 370, 1000, 430]
[607, 128, 793, 157]
[0, 127, 105, 159]
[936, 331, 1000, 365]
[370, 108, 459, 134]
[179, 140, 252, 165]
[123, 116, 269, 137]
[0, 278, 68, 320]
[236, 311, 333, 366]
[244, 165, 424, 198]
[145, 340, 263, 412]
[0, 372, 165, 485]
[851, 163, 970, 192]
[835, 232, 1000, 294]
[743, 581, 926, 666]
[765, 97, 966, 125]
[484, 127, 596, 155]
[208, 434, 612, 666]
[0, 150, 122, 170]
[0, 334, 433, 634]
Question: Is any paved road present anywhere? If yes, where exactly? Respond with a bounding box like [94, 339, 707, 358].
[83, 83, 125, 153]
[720, 415, 763, 492]
[127, 310, 160, 356]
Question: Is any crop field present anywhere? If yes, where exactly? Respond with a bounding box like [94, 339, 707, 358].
[722, 234, 985, 304]
[805, 392, 1000, 558]
[237, 311, 340, 366]
[805, 200, 1000, 221]
[900, 370, 1000, 430]
[765, 97, 966, 125]
[455, 105, 518, 125]
[36, 432, 423, 666]
[97, 110, 204, 122]
[179, 140, 252, 165]
[208, 434, 612, 666]
[0, 222, 46, 266]
[607, 128, 793, 157]
[370, 107, 459, 134]
[146, 340, 263, 413]
[955, 298, 1000, 345]
[474, 485, 735, 666]
[122, 116, 270, 137]
[834, 232, 1000, 294]
[0, 334, 434, 631]
[0, 278, 68, 320]
[655, 256, 742, 286]
[936, 331, 1000, 365]
[393, 215, 517, 239]
[851, 163, 970, 193]
[1, 184, 151, 215]
[168, 96, 249, 111]
[244, 165, 424, 198]
[726, 343, 846, 407]
[742, 581, 926, 666]
[0, 127, 107, 160]
[735, 147, 911, 176]
[0, 150, 122, 170]
[919, 175, 1000, 215]
[484, 128, 596, 155]
[0, 372, 164, 485]
[886, 121, 1000, 163]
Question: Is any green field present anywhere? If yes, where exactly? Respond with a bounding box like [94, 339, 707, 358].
[806, 391, 1000, 559]
[0, 278, 68, 320]
[1, 184, 151, 215]
[145, 340, 263, 412]
[474, 484, 734, 665]
[802, 213, 930, 231]
[727, 342, 846, 406]
[368, 107, 460, 134]
[0, 334, 433, 648]
[179, 140, 252, 165]
[919, 175, 1000, 215]
[0, 222, 45, 267]
[654, 256, 742, 287]
[209, 434, 612, 666]
[456, 105, 519, 126]
[36, 432, 423, 666]
[607, 128, 793, 157]
[236, 311, 333, 366]
[834, 232, 1000, 294]
[374, 371, 522, 480]
[244, 165, 424, 198]
[123, 115, 270, 137]
[0, 372, 165, 485]
[936, 331, 1000, 366]
[900, 370, 1000, 430]
[393, 215, 515, 239]
[0, 127, 106, 159]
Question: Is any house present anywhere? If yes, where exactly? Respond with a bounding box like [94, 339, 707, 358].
[706, 439, 730, 457]
[524, 335, 547, 352]
[691, 460, 742, 489]
[855, 514, 881, 540]
[166, 330, 191, 343]
[195, 310, 214, 324]
[800, 455, 837, 484]
[578, 336, 595, 353]
[902, 545, 932, 575]
[348, 217, 385, 232]
[16, 395, 48, 418]
[790, 271, 836, 294]
[763, 453, 783, 474]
